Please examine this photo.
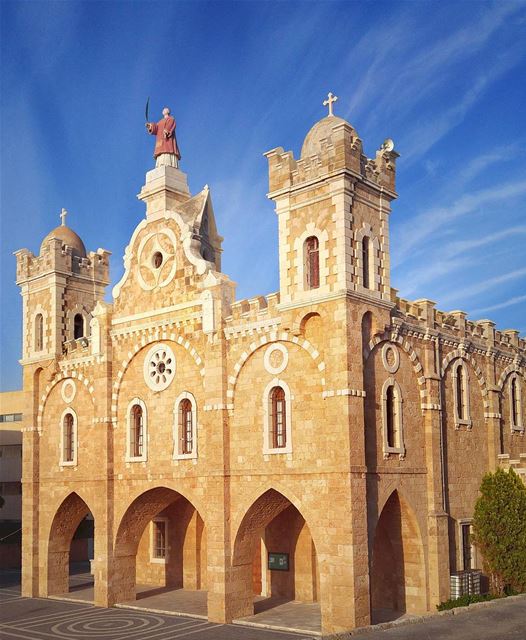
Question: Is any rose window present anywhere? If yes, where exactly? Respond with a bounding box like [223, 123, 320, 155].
[143, 344, 176, 391]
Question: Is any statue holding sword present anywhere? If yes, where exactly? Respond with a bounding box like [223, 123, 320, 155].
[145, 99, 181, 168]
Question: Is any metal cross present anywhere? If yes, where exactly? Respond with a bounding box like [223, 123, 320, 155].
[60, 208, 67, 226]
[323, 92, 338, 116]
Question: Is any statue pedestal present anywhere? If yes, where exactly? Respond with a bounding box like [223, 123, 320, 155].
[138, 165, 191, 218]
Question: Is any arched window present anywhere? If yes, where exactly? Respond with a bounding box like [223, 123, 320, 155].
[173, 393, 198, 459]
[452, 361, 471, 428]
[510, 375, 523, 431]
[304, 236, 319, 290]
[179, 399, 193, 454]
[386, 385, 397, 448]
[270, 386, 287, 449]
[362, 236, 370, 289]
[35, 314, 44, 352]
[60, 409, 77, 466]
[63, 413, 74, 462]
[126, 399, 147, 461]
[382, 379, 404, 457]
[131, 404, 143, 458]
[74, 313, 84, 339]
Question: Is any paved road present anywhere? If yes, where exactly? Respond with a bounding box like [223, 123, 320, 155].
[1, 571, 525, 640]
[351, 597, 526, 640]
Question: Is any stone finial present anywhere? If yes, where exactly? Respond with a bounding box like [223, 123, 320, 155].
[60, 208, 67, 226]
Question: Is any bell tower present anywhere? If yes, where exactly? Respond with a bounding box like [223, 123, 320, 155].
[15, 209, 110, 363]
[265, 93, 399, 309]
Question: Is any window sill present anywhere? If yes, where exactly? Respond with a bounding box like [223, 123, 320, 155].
[263, 446, 293, 456]
[60, 461, 77, 467]
[125, 456, 147, 463]
[173, 452, 198, 460]
[150, 557, 167, 564]
[454, 419, 472, 430]
[511, 426, 524, 434]
[383, 448, 405, 460]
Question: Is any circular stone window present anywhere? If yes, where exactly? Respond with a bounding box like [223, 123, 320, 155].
[381, 343, 400, 374]
[61, 379, 77, 404]
[263, 343, 289, 375]
[152, 251, 163, 269]
[143, 344, 176, 391]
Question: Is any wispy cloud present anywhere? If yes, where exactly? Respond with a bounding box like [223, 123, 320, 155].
[471, 294, 526, 315]
[442, 268, 526, 305]
[393, 179, 526, 265]
[442, 226, 526, 260]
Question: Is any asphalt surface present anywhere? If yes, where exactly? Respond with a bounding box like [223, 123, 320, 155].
[1, 570, 525, 640]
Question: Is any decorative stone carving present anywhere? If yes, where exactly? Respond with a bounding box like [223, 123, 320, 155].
[61, 379, 77, 404]
[143, 343, 176, 391]
[264, 343, 289, 375]
[137, 229, 177, 291]
[382, 343, 400, 374]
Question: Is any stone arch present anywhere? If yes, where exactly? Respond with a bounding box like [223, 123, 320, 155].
[291, 306, 329, 336]
[366, 333, 426, 404]
[230, 487, 322, 620]
[38, 371, 95, 432]
[228, 333, 326, 404]
[111, 335, 205, 423]
[370, 489, 426, 621]
[46, 491, 93, 597]
[441, 350, 489, 410]
[112, 486, 206, 605]
[355, 223, 381, 291]
[498, 363, 525, 390]
[66, 303, 92, 341]
[293, 224, 330, 292]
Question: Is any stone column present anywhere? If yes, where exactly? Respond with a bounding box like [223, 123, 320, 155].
[479, 321, 501, 469]
[422, 328, 451, 608]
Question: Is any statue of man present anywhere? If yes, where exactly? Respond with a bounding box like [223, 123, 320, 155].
[146, 107, 181, 168]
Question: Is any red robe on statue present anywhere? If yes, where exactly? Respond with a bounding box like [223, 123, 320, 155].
[147, 116, 181, 159]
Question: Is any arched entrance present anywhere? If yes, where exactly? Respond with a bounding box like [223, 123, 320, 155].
[231, 489, 320, 631]
[113, 487, 207, 615]
[47, 492, 94, 599]
[370, 491, 426, 622]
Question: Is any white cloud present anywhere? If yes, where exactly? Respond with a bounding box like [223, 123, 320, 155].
[442, 268, 526, 304]
[471, 294, 526, 315]
[393, 179, 526, 265]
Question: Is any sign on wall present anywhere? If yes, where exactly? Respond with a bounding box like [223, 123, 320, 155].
[268, 552, 289, 571]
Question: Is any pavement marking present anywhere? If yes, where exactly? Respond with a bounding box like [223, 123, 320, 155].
[2, 603, 96, 627]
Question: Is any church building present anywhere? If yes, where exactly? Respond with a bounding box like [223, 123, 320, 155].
[15, 97, 525, 636]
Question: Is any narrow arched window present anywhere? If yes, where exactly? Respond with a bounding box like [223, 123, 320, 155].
[510, 375, 523, 431]
[179, 399, 193, 454]
[382, 379, 404, 457]
[270, 386, 286, 448]
[35, 314, 43, 351]
[63, 413, 74, 463]
[305, 236, 320, 290]
[386, 385, 397, 448]
[511, 378, 518, 426]
[362, 236, 370, 289]
[74, 313, 84, 339]
[456, 365, 465, 421]
[131, 404, 144, 458]
[453, 361, 471, 428]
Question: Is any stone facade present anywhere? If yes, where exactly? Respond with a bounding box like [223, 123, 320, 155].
[15, 110, 525, 635]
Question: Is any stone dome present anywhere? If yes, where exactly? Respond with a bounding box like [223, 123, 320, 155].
[40, 225, 87, 258]
[300, 115, 350, 159]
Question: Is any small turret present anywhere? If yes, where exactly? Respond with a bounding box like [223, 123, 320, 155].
[15, 209, 110, 361]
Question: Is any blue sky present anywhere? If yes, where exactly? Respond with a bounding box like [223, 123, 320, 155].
[1, 0, 525, 391]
